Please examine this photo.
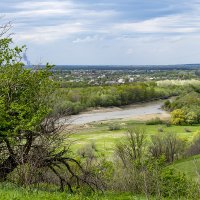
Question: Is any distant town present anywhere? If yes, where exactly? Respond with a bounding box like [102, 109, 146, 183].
[50, 65, 200, 87]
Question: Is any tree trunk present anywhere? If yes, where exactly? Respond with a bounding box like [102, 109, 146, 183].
[0, 156, 18, 181]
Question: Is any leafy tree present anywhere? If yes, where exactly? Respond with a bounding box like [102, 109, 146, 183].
[171, 109, 186, 125]
[0, 38, 103, 192]
[0, 38, 55, 179]
[186, 111, 198, 125]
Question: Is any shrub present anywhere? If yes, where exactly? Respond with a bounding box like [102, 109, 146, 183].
[108, 123, 121, 131]
[157, 127, 164, 132]
[165, 121, 171, 127]
[163, 100, 171, 110]
[160, 168, 199, 199]
[186, 133, 200, 156]
[146, 117, 163, 125]
[184, 128, 192, 132]
[77, 143, 97, 159]
[171, 109, 186, 125]
[186, 111, 198, 125]
[149, 132, 186, 163]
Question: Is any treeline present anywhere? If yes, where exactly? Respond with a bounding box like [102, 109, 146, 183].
[56, 83, 175, 114]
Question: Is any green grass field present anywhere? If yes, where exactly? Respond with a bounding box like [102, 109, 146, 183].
[0, 183, 145, 200]
[69, 120, 200, 157]
[170, 155, 200, 180]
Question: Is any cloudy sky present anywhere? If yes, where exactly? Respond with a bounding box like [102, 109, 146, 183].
[1, 0, 200, 65]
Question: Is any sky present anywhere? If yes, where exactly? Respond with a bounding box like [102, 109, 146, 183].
[1, 0, 200, 65]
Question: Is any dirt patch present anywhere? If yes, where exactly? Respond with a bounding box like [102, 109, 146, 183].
[63, 123, 92, 132]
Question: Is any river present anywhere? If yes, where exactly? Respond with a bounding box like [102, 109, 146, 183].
[67, 100, 170, 125]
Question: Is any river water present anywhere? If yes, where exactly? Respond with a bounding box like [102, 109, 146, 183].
[68, 100, 169, 125]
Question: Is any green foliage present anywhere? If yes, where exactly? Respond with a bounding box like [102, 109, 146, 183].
[1, 38, 200, 199]
[171, 109, 186, 125]
[0, 38, 55, 137]
[0, 183, 144, 200]
[146, 117, 163, 125]
[170, 154, 200, 181]
[186, 112, 198, 125]
[113, 128, 199, 199]
[149, 132, 186, 163]
[186, 132, 200, 156]
[57, 82, 172, 114]
[160, 168, 199, 198]
[169, 91, 200, 125]
[108, 123, 121, 131]
[163, 100, 171, 110]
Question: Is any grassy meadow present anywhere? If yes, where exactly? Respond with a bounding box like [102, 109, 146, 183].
[171, 154, 200, 180]
[70, 120, 200, 158]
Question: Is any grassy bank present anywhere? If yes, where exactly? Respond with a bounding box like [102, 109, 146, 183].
[170, 155, 200, 180]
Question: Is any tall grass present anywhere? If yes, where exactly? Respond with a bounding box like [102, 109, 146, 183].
[0, 183, 145, 200]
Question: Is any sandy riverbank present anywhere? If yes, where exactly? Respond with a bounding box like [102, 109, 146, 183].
[65, 100, 170, 125]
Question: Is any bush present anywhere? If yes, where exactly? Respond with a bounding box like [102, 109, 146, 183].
[108, 123, 121, 131]
[184, 128, 192, 132]
[186, 133, 200, 156]
[146, 117, 163, 125]
[157, 127, 164, 132]
[163, 100, 171, 110]
[149, 132, 186, 163]
[77, 143, 97, 159]
[165, 121, 171, 127]
[160, 168, 199, 199]
[186, 111, 198, 125]
[171, 109, 186, 125]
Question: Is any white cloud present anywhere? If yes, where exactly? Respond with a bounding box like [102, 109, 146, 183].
[113, 14, 200, 35]
[73, 35, 104, 43]
[15, 22, 85, 43]
[9, 0, 200, 44]
[3, 0, 118, 43]
[13, 1, 74, 10]
[2, 0, 200, 64]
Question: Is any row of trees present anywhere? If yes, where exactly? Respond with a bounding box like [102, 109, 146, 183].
[56, 83, 173, 114]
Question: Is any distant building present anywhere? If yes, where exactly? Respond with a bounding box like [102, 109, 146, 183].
[129, 77, 134, 82]
[105, 81, 116, 85]
[118, 79, 125, 84]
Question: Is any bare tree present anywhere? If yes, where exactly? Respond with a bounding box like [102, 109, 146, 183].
[0, 20, 12, 38]
[149, 132, 185, 163]
[115, 128, 146, 166]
